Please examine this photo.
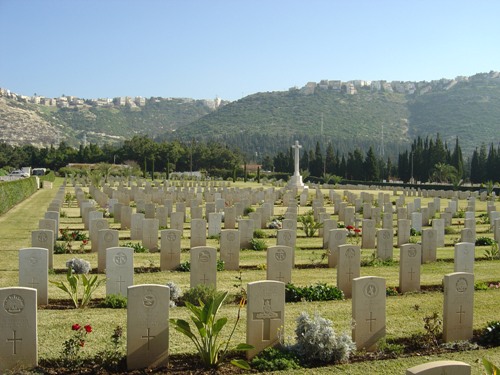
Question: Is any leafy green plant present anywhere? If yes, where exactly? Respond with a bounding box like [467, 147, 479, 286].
[298, 213, 323, 237]
[253, 229, 267, 238]
[484, 241, 500, 260]
[243, 206, 255, 216]
[180, 284, 219, 306]
[100, 294, 127, 308]
[250, 237, 268, 251]
[177, 260, 224, 272]
[121, 241, 148, 253]
[285, 283, 344, 302]
[292, 311, 355, 364]
[423, 312, 442, 347]
[250, 346, 301, 371]
[61, 323, 93, 367]
[475, 282, 489, 291]
[386, 286, 399, 296]
[479, 321, 500, 347]
[376, 338, 404, 356]
[96, 326, 124, 371]
[51, 263, 106, 308]
[483, 358, 500, 375]
[476, 236, 495, 246]
[169, 291, 253, 369]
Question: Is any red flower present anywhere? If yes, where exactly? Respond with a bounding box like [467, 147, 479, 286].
[354, 228, 361, 233]
[82, 239, 89, 245]
[72, 324, 81, 331]
[346, 225, 354, 231]
[84, 325, 92, 333]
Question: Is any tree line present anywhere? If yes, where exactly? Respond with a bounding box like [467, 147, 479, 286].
[0, 134, 498, 184]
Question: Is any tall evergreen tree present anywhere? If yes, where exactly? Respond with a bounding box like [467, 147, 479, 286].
[364, 147, 379, 181]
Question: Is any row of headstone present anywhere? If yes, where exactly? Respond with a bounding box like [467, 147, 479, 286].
[1, 269, 475, 371]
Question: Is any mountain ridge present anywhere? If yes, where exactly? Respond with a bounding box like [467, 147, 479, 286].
[1, 71, 499, 158]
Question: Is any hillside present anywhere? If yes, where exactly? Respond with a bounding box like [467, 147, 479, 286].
[1, 71, 500, 157]
[0, 96, 219, 146]
[167, 72, 500, 157]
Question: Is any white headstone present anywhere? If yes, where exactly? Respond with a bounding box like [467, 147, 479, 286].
[160, 229, 182, 271]
[0, 287, 38, 371]
[246, 280, 285, 359]
[106, 247, 134, 296]
[127, 284, 169, 370]
[190, 246, 217, 288]
[19, 248, 48, 305]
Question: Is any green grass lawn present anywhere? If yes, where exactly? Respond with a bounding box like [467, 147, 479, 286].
[1, 178, 499, 374]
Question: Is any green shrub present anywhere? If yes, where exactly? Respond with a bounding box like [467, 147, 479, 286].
[484, 241, 500, 260]
[180, 284, 219, 306]
[444, 226, 459, 235]
[169, 291, 252, 369]
[386, 286, 399, 296]
[100, 294, 127, 308]
[479, 321, 500, 347]
[121, 241, 148, 253]
[285, 283, 344, 302]
[243, 206, 255, 216]
[250, 238, 268, 251]
[292, 311, 355, 364]
[475, 282, 489, 291]
[250, 347, 301, 372]
[253, 229, 267, 238]
[476, 237, 495, 246]
[298, 214, 323, 237]
[0, 177, 38, 215]
[177, 260, 224, 272]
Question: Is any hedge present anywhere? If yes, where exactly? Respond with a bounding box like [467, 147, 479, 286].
[0, 177, 38, 215]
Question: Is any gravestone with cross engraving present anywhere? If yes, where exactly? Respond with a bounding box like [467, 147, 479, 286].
[121, 205, 133, 230]
[431, 218, 445, 247]
[223, 206, 236, 229]
[0, 287, 38, 371]
[160, 229, 182, 271]
[170, 211, 185, 232]
[399, 244, 421, 293]
[220, 229, 240, 270]
[442, 272, 474, 342]
[376, 229, 393, 261]
[267, 246, 293, 284]
[406, 360, 471, 375]
[19, 248, 48, 305]
[190, 219, 206, 248]
[97, 229, 119, 273]
[31, 229, 54, 270]
[352, 276, 386, 351]
[246, 280, 285, 359]
[328, 229, 346, 268]
[454, 242, 475, 273]
[142, 218, 159, 252]
[276, 229, 296, 265]
[130, 213, 145, 241]
[89, 218, 109, 253]
[460, 228, 475, 244]
[421, 228, 437, 263]
[106, 247, 134, 297]
[238, 219, 254, 249]
[127, 284, 169, 370]
[361, 219, 376, 249]
[397, 219, 411, 246]
[322, 219, 337, 249]
[38, 218, 56, 242]
[208, 212, 223, 237]
[337, 244, 361, 298]
[190, 246, 217, 288]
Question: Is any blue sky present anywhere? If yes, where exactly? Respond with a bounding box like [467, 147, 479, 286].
[1, 0, 499, 101]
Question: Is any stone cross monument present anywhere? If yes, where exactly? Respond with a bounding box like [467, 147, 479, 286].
[288, 140, 305, 188]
